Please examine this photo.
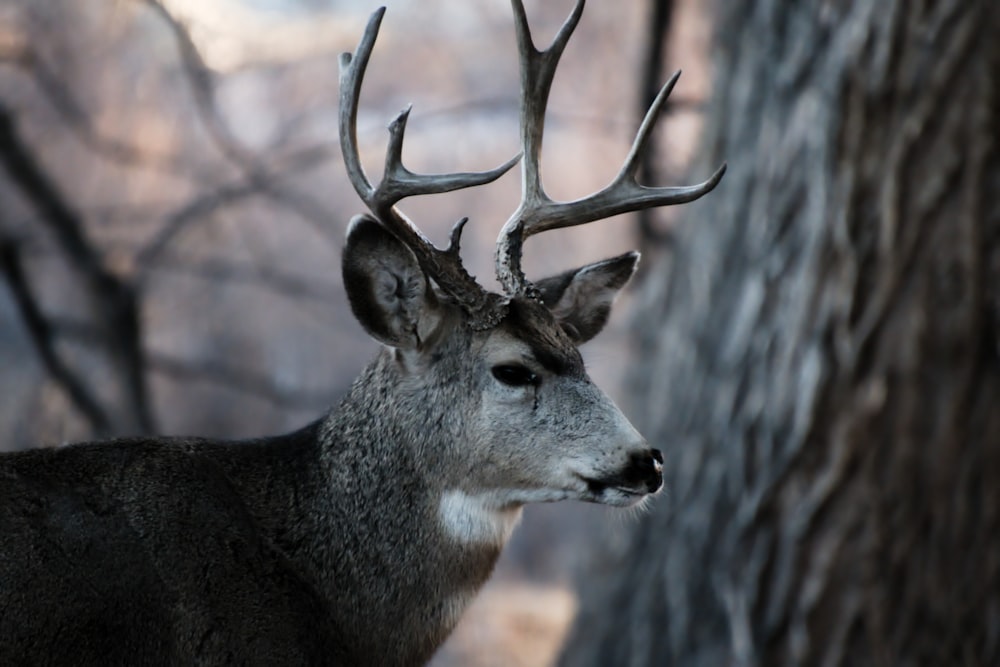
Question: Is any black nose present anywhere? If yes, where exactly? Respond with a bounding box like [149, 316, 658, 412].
[626, 449, 663, 493]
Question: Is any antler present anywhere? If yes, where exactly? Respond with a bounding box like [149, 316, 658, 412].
[495, 0, 727, 297]
[340, 3, 725, 326]
[339, 8, 519, 328]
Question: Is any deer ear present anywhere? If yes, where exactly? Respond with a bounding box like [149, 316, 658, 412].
[535, 251, 639, 344]
[342, 214, 440, 350]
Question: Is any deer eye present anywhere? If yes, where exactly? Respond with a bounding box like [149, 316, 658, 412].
[491, 364, 538, 387]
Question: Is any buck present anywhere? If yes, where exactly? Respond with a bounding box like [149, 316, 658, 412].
[0, 1, 724, 664]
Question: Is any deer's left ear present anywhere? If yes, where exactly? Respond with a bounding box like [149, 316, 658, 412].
[342, 214, 442, 351]
[534, 251, 639, 344]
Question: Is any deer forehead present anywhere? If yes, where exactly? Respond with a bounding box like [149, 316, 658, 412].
[493, 299, 585, 375]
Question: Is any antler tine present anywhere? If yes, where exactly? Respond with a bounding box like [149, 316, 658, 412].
[494, 0, 585, 297]
[496, 0, 726, 297]
[338, 8, 383, 203]
[382, 105, 521, 206]
[339, 7, 520, 328]
[510, 0, 585, 206]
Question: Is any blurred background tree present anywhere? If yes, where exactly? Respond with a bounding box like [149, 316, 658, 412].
[562, 0, 1000, 665]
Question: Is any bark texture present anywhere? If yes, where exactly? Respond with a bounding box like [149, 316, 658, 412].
[562, 1, 1000, 665]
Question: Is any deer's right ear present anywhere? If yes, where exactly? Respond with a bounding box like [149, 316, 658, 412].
[342, 214, 440, 350]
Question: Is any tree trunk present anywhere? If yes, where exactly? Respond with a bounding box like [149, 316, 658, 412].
[562, 1, 1000, 665]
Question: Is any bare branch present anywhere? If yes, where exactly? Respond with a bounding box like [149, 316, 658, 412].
[0, 105, 113, 286]
[0, 236, 111, 434]
[0, 103, 154, 434]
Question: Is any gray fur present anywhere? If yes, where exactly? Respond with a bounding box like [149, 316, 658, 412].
[0, 217, 660, 665]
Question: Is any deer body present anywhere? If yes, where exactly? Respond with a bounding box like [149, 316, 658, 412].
[0, 1, 724, 663]
[1, 427, 345, 664]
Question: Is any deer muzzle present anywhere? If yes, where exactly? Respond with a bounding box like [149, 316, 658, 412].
[581, 448, 663, 505]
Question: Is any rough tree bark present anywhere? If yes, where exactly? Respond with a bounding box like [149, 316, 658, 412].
[562, 1, 1000, 665]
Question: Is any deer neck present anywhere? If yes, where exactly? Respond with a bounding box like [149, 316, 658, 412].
[264, 350, 513, 664]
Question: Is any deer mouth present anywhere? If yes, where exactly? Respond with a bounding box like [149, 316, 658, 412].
[579, 475, 659, 507]
[583, 477, 641, 496]
[582, 480, 650, 507]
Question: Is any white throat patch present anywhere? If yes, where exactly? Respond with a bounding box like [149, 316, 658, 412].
[438, 490, 523, 546]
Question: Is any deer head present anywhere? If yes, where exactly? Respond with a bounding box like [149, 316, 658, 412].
[337, 0, 725, 529]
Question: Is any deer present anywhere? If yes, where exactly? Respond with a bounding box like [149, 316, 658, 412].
[0, 1, 724, 665]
